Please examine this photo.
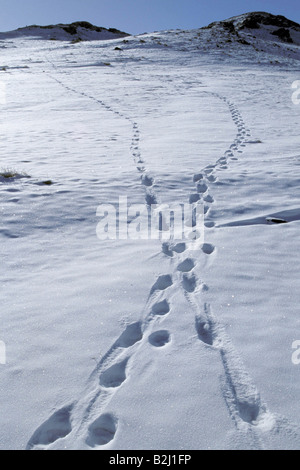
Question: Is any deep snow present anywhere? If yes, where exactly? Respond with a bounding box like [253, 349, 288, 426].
[0, 13, 300, 450]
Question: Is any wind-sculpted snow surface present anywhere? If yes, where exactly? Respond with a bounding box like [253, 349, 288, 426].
[0, 12, 300, 450]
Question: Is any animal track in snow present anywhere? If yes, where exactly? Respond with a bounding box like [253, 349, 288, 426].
[204, 194, 214, 203]
[189, 193, 201, 203]
[142, 174, 154, 187]
[162, 242, 174, 257]
[151, 299, 171, 316]
[86, 413, 118, 447]
[220, 348, 263, 425]
[177, 258, 195, 273]
[205, 221, 215, 228]
[193, 173, 204, 182]
[150, 275, 173, 294]
[47, 64, 159, 230]
[202, 243, 215, 255]
[45, 69, 281, 447]
[207, 174, 217, 183]
[148, 330, 171, 347]
[204, 204, 210, 215]
[115, 322, 143, 348]
[182, 272, 197, 293]
[195, 314, 214, 346]
[204, 167, 214, 175]
[197, 182, 208, 193]
[26, 404, 73, 449]
[100, 358, 129, 388]
[145, 192, 157, 206]
[193, 302, 266, 428]
[172, 242, 187, 253]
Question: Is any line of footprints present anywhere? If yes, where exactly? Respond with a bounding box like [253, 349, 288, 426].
[27, 229, 265, 449]
[26, 239, 216, 450]
[28, 68, 267, 448]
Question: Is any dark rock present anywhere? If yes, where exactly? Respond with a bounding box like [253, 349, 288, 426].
[222, 21, 236, 33]
[241, 17, 260, 29]
[239, 12, 299, 30]
[63, 25, 77, 35]
[271, 27, 293, 43]
[266, 217, 287, 224]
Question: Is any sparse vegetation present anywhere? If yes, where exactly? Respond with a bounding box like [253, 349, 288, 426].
[0, 168, 29, 180]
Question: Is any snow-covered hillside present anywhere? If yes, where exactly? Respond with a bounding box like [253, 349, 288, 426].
[0, 21, 128, 41]
[0, 12, 300, 450]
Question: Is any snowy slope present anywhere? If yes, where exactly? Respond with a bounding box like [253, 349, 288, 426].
[0, 12, 300, 450]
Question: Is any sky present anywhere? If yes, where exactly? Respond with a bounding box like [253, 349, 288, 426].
[0, 0, 299, 34]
